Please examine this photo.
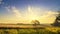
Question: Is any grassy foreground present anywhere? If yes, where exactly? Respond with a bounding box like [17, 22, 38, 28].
[0, 27, 60, 34]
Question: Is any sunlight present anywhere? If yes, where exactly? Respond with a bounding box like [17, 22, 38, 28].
[27, 6, 39, 21]
[0, 6, 58, 24]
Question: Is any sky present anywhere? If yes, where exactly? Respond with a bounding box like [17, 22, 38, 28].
[0, 0, 60, 24]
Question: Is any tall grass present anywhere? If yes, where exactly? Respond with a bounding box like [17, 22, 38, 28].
[0, 27, 60, 34]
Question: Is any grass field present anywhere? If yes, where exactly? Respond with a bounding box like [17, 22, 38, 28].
[0, 27, 60, 34]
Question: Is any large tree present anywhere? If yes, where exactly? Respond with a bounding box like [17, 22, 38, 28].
[52, 11, 60, 27]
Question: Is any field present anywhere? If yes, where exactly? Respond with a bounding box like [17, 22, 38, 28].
[0, 26, 60, 34]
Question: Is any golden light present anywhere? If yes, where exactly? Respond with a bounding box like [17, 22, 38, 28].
[0, 6, 58, 24]
[27, 6, 39, 21]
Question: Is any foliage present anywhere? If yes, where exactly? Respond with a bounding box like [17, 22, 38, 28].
[51, 11, 60, 27]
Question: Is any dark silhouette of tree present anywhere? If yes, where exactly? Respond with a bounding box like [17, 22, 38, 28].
[31, 20, 40, 34]
[51, 11, 60, 27]
[31, 20, 40, 25]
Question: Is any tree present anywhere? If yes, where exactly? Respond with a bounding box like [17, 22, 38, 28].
[31, 20, 40, 34]
[52, 11, 60, 27]
[31, 20, 40, 25]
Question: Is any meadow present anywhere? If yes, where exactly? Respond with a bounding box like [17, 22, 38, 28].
[0, 27, 60, 34]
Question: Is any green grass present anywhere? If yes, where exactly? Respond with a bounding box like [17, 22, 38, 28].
[0, 27, 60, 34]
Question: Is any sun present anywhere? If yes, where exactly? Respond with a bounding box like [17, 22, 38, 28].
[31, 17, 37, 20]
[29, 16, 39, 21]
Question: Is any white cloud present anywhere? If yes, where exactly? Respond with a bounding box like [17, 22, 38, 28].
[5, 6, 59, 24]
[5, 6, 22, 19]
[39, 11, 58, 24]
[0, 0, 3, 4]
[5, 6, 11, 12]
[27, 6, 59, 24]
[11, 6, 21, 18]
[0, 0, 2, 1]
[41, 11, 58, 18]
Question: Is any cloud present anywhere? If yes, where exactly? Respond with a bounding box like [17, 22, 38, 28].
[0, 0, 3, 4]
[5, 6, 22, 19]
[39, 11, 58, 24]
[27, 6, 59, 23]
[23, 6, 59, 24]
[41, 11, 58, 18]
[26, 6, 43, 20]
[0, 0, 2, 1]
[5, 6, 11, 12]
[4, 6, 59, 24]
[11, 6, 21, 18]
